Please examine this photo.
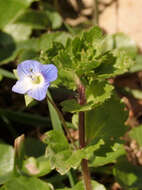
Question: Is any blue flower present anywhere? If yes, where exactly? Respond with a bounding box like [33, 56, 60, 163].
[12, 60, 58, 101]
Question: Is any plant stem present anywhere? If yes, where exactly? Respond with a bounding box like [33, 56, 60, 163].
[115, 0, 119, 32]
[47, 95, 78, 150]
[67, 170, 76, 187]
[94, 0, 99, 25]
[77, 84, 92, 190]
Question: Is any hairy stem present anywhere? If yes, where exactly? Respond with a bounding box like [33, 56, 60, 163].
[78, 84, 92, 190]
[47, 95, 77, 150]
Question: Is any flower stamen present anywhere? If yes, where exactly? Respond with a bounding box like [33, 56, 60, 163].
[30, 74, 44, 85]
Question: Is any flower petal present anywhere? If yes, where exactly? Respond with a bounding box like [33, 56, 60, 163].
[17, 60, 41, 79]
[27, 84, 49, 101]
[12, 79, 32, 94]
[40, 64, 58, 82]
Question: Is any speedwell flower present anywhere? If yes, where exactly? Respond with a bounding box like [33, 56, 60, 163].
[12, 60, 58, 101]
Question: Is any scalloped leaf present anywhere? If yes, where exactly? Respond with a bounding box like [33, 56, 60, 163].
[90, 141, 125, 167]
[85, 95, 128, 167]
[40, 27, 134, 91]
[61, 81, 113, 112]
[95, 49, 133, 79]
[43, 130, 104, 175]
[53, 27, 103, 76]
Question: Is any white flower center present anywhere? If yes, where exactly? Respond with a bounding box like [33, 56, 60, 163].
[23, 73, 45, 91]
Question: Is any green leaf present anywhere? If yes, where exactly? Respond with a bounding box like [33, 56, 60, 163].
[61, 99, 91, 113]
[24, 138, 46, 158]
[95, 50, 134, 79]
[101, 35, 114, 52]
[0, 74, 3, 81]
[46, 10, 63, 29]
[19, 49, 39, 63]
[90, 142, 125, 167]
[0, 32, 16, 62]
[129, 125, 142, 147]
[102, 33, 137, 59]
[24, 94, 35, 107]
[61, 81, 113, 113]
[0, 142, 15, 184]
[113, 33, 137, 58]
[0, 37, 38, 65]
[72, 113, 78, 129]
[53, 69, 76, 90]
[43, 27, 133, 92]
[14, 134, 25, 170]
[0, 186, 6, 190]
[0, 31, 71, 64]
[129, 55, 142, 73]
[73, 180, 106, 190]
[0, 108, 50, 127]
[42, 27, 103, 76]
[0, 0, 35, 28]
[47, 91, 63, 132]
[57, 180, 106, 190]
[85, 95, 128, 143]
[18, 137, 51, 177]
[15, 10, 50, 29]
[113, 157, 142, 188]
[3, 176, 52, 190]
[86, 80, 114, 107]
[82, 26, 103, 44]
[39, 32, 71, 51]
[54, 35, 103, 76]
[0, 68, 16, 79]
[86, 95, 129, 168]
[43, 130, 104, 175]
[4, 23, 32, 42]
[22, 156, 51, 177]
[124, 87, 142, 100]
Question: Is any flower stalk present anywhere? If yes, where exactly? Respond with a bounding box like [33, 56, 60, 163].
[46, 94, 78, 150]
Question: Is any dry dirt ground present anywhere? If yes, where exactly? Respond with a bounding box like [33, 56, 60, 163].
[99, 0, 142, 50]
